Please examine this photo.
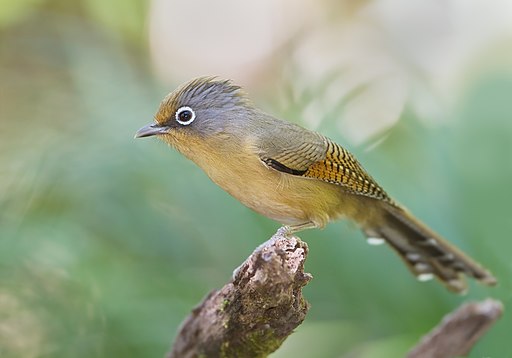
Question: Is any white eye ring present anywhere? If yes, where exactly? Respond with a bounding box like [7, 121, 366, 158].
[175, 106, 196, 125]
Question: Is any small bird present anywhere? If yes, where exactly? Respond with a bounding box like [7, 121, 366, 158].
[135, 77, 496, 293]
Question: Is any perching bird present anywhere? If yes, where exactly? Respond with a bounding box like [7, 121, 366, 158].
[135, 77, 496, 293]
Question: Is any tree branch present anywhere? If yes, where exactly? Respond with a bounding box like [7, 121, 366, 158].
[168, 229, 502, 358]
[407, 298, 503, 358]
[168, 231, 312, 358]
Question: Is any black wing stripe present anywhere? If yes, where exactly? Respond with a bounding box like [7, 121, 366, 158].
[262, 158, 308, 176]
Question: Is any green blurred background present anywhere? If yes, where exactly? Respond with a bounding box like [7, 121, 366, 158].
[1, 1, 511, 357]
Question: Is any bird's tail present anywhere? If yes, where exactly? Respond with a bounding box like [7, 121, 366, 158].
[363, 203, 497, 293]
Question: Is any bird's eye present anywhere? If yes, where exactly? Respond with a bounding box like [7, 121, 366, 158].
[175, 106, 196, 125]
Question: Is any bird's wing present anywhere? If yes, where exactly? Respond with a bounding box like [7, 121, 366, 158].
[257, 126, 391, 202]
[257, 125, 327, 175]
[303, 139, 391, 202]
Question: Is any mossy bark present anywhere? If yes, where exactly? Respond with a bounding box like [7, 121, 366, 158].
[169, 233, 311, 358]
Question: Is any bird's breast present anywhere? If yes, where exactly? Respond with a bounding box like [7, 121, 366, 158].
[188, 140, 351, 227]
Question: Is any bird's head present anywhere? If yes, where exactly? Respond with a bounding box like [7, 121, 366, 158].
[135, 77, 253, 144]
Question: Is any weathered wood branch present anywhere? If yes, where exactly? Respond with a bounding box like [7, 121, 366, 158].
[407, 298, 503, 358]
[168, 231, 312, 358]
[168, 229, 502, 358]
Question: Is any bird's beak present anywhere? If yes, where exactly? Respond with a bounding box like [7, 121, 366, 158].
[134, 123, 169, 138]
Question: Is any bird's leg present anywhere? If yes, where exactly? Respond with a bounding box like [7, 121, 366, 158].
[255, 222, 316, 254]
[278, 221, 318, 236]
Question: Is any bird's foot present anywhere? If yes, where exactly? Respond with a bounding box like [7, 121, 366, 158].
[278, 222, 317, 237]
[277, 226, 293, 237]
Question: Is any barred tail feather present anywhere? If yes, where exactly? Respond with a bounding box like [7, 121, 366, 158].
[364, 204, 497, 293]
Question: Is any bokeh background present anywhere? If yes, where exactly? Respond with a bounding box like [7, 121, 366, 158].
[1, 0, 511, 357]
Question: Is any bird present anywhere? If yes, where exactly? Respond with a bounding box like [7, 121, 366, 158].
[135, 76, 496, 293]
